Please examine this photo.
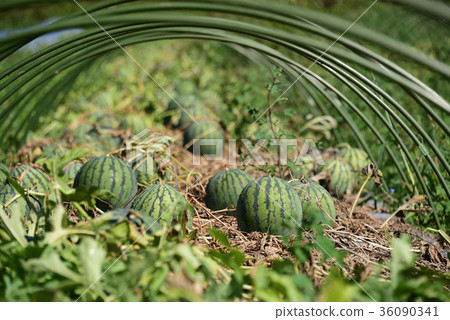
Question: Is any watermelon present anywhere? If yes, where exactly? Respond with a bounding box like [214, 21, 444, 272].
[236, 177, 303, 235]
[0, 184, 41, 216]
[10, 165, 51, 193]
[316, 159, 355, 198]
[205, 169, 252, 211]
[0, 163, 9, 184]
[183, 120, 225, 156]
[289, 178, 335, 225]
[74, 155, 138, 210]
[337, 148, 370, 176]
[337, 147, 374, 191]
[130, 184, 192, 226]
[62, 160, 83, 181]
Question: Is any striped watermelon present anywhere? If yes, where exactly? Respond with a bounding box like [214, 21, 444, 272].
[289, 178, 335, 225]
[205, 169, 252, 211]
[10, 165, 51, 193]
[337, 148, 374, 191]
[0, 163, 9, 184]
[74, 155, 138, 210]
[236, 177, 303, 235]
[183, 120, 225, 156]
[62, 160, 83, 181]
[0, 184, 41, 216]
[337, 148, 370, 176]
[130, 184, 192, 227]
[316, 159, 355, 198]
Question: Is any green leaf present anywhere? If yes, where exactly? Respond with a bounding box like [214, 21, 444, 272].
[28, 247, 84, 283]
[0, 205, 28, 247]
[209, 228, 231, 249]
[79, 237, 106, 284]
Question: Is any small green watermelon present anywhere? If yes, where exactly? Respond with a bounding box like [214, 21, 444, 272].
[316, 159, 355, 198]
[130, 184, 192, 227]
[205, 169, 252, 211]
[337, 148, 370, 174]
[10, 165, 51, 193]
[62, 160, 84, 181]
[289, 178, 335, 225]
[74, 155, 138, 210]
[337, 147, 375, 190]
[236, 177, 303, 235]
[0, 184, 41, 217]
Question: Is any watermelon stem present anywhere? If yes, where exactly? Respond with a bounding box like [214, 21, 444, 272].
[3, 190, 45, 208]
[349, 173, 372, 219]
[72, 201, 93, 223]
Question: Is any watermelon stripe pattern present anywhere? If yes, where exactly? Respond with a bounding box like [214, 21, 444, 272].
[205, 169, 252, 211]
[74, 155, 137, 210]
[236, 177, 303, 235]
[337, 148, 370, 174]
[0, 184, 41, 217]
[63, 161, 83, 181]
[337, 148, 373, 190]
[289, 179, 335, 225]
[317, 159, 355, 198]
[10, 165, 51, 193]
[130, 184, 190, 226]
